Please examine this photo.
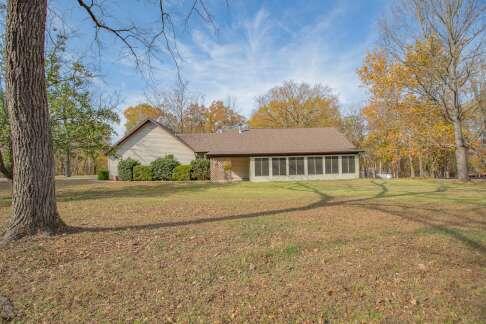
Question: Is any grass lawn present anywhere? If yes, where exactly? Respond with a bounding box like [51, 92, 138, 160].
[0, 179, 485, 322]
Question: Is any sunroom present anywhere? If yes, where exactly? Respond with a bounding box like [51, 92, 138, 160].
[249, 154, 359, 181]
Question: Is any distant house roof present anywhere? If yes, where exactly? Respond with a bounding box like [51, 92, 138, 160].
[177, 127, 361, 156]
[113, 119, 362, 156]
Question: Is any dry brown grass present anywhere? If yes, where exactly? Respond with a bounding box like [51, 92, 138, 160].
[0, 179, 485, 322]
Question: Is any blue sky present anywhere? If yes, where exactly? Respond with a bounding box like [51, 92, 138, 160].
[50, 0, 387, 138]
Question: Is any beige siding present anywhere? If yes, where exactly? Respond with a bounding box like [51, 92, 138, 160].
[109, 123, 195, 178]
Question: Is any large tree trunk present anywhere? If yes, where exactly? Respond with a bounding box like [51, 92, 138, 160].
[452, 118, 469, 181]
[2, 0, 63, 243]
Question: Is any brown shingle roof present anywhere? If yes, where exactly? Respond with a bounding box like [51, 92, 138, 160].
[176, 128, 361, 156]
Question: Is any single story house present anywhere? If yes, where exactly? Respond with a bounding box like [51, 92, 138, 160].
[108, 119, 363, 181]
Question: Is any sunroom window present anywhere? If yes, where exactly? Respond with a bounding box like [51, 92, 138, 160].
[254, 158, 269, 176]
[272, 158, 287, 176]
[289, 157, 305, 175]
[342, 156, 356, 173]
[308, 157, 323, 175]
[325, 156, 339, 174]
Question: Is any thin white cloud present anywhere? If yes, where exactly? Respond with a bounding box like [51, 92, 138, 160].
[113, 2, 378, 127]
[152, 3, 377, 117]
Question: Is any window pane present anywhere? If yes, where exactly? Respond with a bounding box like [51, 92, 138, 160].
[272, 158, 286, 176]
[316, 158, 323, 174]
[348, 156, 355, 173]
[308, 157, 322, 175]
[261, 158, 269, 176]
[289, 157, 296, 175]
[255, 158, 269, 176]
[332, 157, 339, 173]
[272, 158, 279, 175]
[342, 156, 348, 173]
[325, 157, 331, 174]
[296, 157, 304, 175]
[255, 158, 261, 176]
[325, 156, 338, 174]
[280, 158, 287, 175]
[342, 156, 355, 174]
[308, 158, 315, 175]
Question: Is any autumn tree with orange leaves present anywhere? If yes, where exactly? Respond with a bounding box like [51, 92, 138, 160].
[123, 103, 163, 133]
[249, 81, 341, 129]
[357, 48, 483, 178]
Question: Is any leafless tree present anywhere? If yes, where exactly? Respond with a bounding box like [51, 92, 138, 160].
[163, 79, 192, 132]
[381, 0, 485, 180]
[148, 79, 203, 132]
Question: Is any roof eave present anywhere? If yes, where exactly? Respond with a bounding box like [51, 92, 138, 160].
[207, 149, 364, 157]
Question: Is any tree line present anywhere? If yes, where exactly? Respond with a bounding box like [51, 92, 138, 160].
[123, 99, 246, 135]
[124, 69, 484, 179]
[0, 34, 119, 179]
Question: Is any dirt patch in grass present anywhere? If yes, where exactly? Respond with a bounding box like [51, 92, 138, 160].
[0, 179, 485, 322]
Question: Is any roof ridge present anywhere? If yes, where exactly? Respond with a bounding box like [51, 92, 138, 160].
[176, 126, 340, 136]
[248, 126, 338, 130]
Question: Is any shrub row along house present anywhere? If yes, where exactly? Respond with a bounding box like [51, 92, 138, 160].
[108, 119, 362, 181]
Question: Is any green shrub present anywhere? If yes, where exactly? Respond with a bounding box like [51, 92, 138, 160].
[118, 158, 140, 181]
[190, 158, 210, 180]
[97, 170, 109, 180]
[133, 165, 153, 181]
[172, 164, 191, 181]
[151, 154, 180, 180]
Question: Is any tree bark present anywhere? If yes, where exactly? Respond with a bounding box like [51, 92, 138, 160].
[452, 118, 469, 181]
[408, 153, 415, 178]
[91, 155, 97, 175]
[418, 154, 424, 177]
[2, 0, 63, 243]
[64, 146, 71, 177]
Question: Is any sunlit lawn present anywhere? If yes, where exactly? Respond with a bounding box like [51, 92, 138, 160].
[0, 178, 485, 322]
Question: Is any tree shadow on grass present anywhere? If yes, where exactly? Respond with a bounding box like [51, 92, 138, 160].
[67, 180, 486, 254]
[352, 202, 486, 255]
[55, 181, 231, 203]
[0, 181, 238, 208]
[4, 178, 481, 254]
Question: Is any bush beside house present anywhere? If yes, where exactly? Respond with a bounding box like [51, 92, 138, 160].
[115, 156, 210, 181]
[151, 154, 180, 180]
[172, 165, 191, 181]
[190, 158, 210, 180]
[118, 158, 140, 181]
[133, 165, 153, 181]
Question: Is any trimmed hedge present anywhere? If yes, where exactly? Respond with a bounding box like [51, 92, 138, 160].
[190, 158, 210, 180]
[118, 158, 140, 181]
[172, 164, 191, 181]
[97, 170, 109, 180]
[151, 154, 180, 180]
[133, 165, 153, 181]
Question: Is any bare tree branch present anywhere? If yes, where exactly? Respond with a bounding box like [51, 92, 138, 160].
[75, 0, 219, 81]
